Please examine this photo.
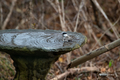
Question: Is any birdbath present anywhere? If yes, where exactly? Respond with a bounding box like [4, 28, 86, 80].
[0, 29, 87, 80]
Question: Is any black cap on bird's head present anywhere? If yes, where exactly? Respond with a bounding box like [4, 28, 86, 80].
[62, 32, 68, 37]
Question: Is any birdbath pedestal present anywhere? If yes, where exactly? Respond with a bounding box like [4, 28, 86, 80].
[0, 29, 87, 80]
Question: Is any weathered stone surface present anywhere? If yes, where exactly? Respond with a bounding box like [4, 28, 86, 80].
[0, 29, 87, 80]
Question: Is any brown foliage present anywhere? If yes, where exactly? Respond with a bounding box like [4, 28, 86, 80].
[0, 0, 120, 80]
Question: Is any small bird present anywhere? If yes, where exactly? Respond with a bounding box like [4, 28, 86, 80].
[62, 32, 72, 42]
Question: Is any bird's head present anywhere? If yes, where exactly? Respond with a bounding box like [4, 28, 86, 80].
[62, 32, 68, 37]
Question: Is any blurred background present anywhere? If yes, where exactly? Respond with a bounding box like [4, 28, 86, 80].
[0, 0, 120, 80]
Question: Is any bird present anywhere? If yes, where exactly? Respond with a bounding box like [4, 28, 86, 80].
[62, 32, 72, 42]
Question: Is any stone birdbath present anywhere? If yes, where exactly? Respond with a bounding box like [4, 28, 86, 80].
[0, 29, 87, 80]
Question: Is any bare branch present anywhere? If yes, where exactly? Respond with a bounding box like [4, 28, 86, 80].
[92, 16, 120, 50]
[118, 0, 120, 4]
[67, 38, 120, 68]
[0, 2, 3, 28]
[92, 0, 119, 39]
[56, 0, 67, 31]
[51, 67, 99, 80]
[74, 0, 84, 32]
[47, 0, 58, 12]
[1, 0, 17, 30]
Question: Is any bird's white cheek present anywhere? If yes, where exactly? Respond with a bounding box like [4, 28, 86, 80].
[64, 34, 68, 37]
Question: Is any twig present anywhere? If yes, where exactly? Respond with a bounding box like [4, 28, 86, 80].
[48, 0, 71, 64]
[67, 38, 120, 68]
[80, 5, 101, 46]
[47, 0, 58, 12]
[118, 0, 120, 4]
[56, 0, 72, 64]
[51, 67, 99, 80]
[92, 0, 119, 39]
[74, 0, 84, 32]
[65, 15, 74, 31]
[15, 19, 26, 29]
[55, 62, 64, 73]
[61, 0, 65, 28]
[72, 0, 78, 11]
[84, 21, 102, 46]
[0, 2, 3, 28]
[92, 16, 120, 50]
[56, 0, 67, 31]
[1, 0, 17, 30]
[113, 66, 118, 78]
